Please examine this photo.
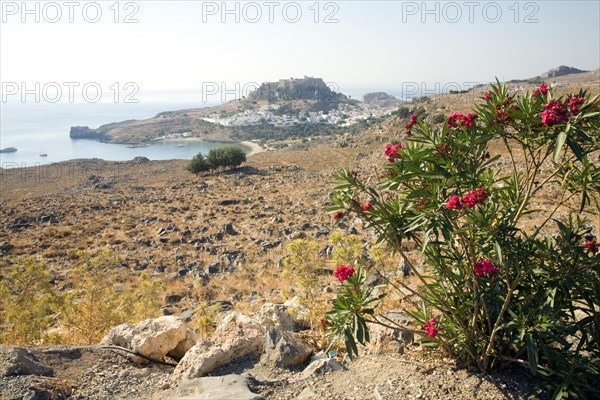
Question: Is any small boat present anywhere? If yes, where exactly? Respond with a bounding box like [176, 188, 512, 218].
[40, 153, 48, 157]
[127, 143, 150, 148]
[0, 147, 17, 153]
[177, 144, 185, 148]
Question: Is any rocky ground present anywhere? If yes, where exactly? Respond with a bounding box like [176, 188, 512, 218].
[1, 343, 543, 400]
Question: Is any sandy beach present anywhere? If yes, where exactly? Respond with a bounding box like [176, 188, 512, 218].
[239, 140, 265, 156]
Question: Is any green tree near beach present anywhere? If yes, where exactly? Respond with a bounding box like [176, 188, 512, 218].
[187, 146, 247, 173]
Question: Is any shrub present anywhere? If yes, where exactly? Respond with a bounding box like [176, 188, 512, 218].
[187, 146, 247, 173]
[0, 258, 60, 345]
[0, 251, 165, 345]
[326, 81, 600, 398]
[187, 153, 211, 173]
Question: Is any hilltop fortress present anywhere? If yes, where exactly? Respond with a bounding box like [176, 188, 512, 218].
[248, 76, 348, 102]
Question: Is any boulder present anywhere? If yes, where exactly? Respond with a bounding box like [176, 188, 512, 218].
[0, 347, 52, 377]
[173, 312, 264, 381]
[300, 352, 345, 379]
[261, 327, 312, 368]
[282, 297, 311, 330]
[172, 374, 263, 400]
[168, 329, 200, 361]
[101, 316, 188, 362]
[366, 311, 414, 354]
[258, 303, 294, 331]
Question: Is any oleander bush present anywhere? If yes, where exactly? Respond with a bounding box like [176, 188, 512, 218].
[326, 82, 600, 398]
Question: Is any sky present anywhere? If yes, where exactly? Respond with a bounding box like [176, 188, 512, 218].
[1, 0, 599, 101]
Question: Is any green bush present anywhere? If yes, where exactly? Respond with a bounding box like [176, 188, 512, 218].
[187, 146, 247, 173]
[187, 153, 211, 173]
[326, 81, 599, 398]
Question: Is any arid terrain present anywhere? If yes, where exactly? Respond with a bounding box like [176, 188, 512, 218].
[1, 71, 599, 399]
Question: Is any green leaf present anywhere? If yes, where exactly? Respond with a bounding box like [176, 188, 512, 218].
[553, 131, 567, 162]
[526, 334, 538, 374]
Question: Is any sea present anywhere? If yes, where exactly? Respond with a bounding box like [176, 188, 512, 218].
[0, 92, 229, 168]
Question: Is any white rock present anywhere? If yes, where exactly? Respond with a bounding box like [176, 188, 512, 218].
[101, 316, 188, 362]
[168, 329, 199, 361]
[173, 312, 264, 381]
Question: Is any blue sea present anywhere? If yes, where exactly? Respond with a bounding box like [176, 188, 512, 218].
[0, 92, 227, 168]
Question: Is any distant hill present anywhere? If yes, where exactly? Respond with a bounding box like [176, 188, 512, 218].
[247, 76, 347, 102]
[362, 92, 403, 107]
[508, 65, 592, 84]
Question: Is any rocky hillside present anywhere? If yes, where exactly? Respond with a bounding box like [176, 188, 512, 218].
[2, 76, 599, 399]
[247, 76, 349, 103]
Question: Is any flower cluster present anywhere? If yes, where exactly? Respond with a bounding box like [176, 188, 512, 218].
[533, 84, 548, 97]
[362, 202, 372, 211]
[474, 259, 500, 277]
[423, 317, 438, 338]
[405, 114, 418, 135]
[447, 112, 478, 129]
[446, 188, 487, 210]
[334, 264, 355, 283]
[446, 195, 463, 210]
[333, 211, 345, 221]
[462, 188, 487, 207]
[569, 96, 585, 116]
[541, 99, 570, 126]
[483, 93, 491, 100]
[584, 234, 598, 255]
[384, 143, 404, 162]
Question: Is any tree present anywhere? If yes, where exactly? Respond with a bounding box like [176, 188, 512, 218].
[187, 146, 247, 174]
[186, 153, 211, 173]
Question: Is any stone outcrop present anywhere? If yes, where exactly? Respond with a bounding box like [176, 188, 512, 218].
[101, 316, 189, 362]
[0, 347, 52, 377]
[300, 352, 346, 379]
[261, 327, 312, 368]
[172, 374, 263, 400]
[172, 312, 264, 381]
[69, 126, 108, 140]
[258, 303, 295, 331]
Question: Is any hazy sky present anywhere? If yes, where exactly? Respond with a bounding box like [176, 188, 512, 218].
[1, 0, 599, 98]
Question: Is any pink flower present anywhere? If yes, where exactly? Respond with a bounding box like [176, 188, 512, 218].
[569, 96, 585, 116]
[533, 84, 548, 97]
[541, 99, 569, 126]
[474, 260, 500, 278]
[462, 188, 487, 208]
[362, 202, 372, 211]
[423, 317, 438, 338]
[483, 93, 491, 100]
[405, 114, 418, 130]
[447, 112, 478, 129]
[333, 211, 345, 221]
[446, 195, 463, 210]
[585, 234, 598, 255]
[334, 264, 355, 283]
[384, 143, 404, 162]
